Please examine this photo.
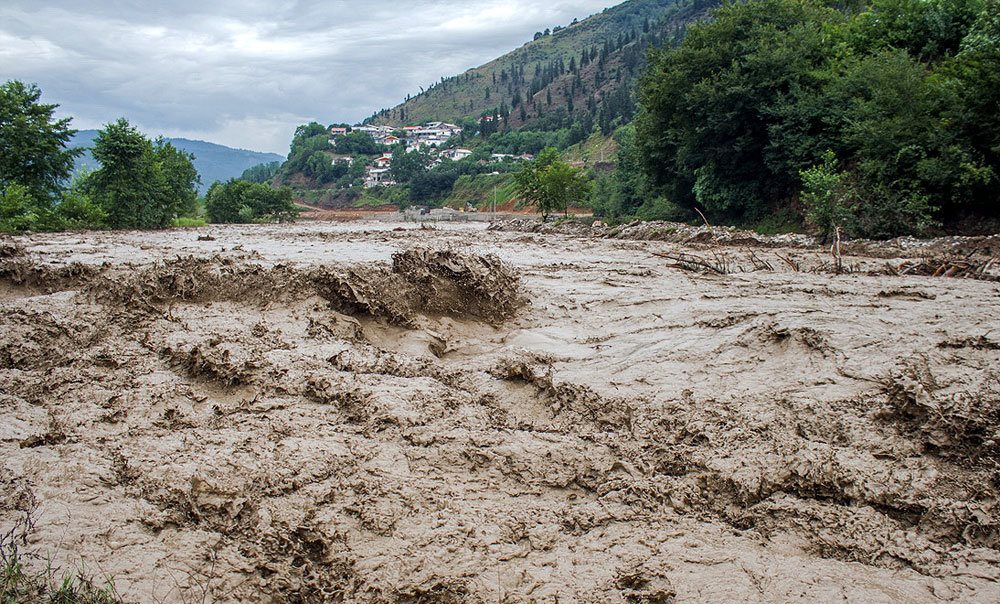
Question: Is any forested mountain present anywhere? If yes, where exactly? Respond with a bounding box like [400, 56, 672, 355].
[370, 0, 718, 134]
[71, 130, 284, 193]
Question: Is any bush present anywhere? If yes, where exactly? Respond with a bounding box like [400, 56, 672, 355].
[800, 150, 939, 239]
[0, 184, 46, 232]
[799, 151, 857, 240]
[205, 180, 299, 224]
[56, 189, 107, 230]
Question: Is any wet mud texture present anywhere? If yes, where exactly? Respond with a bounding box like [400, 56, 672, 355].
[1, 224, 999, 603]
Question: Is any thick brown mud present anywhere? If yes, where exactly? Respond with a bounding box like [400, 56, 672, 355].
[1, 224, 999, 603]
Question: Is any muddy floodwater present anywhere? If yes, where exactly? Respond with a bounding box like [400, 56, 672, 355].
[1, 221, 998, 603]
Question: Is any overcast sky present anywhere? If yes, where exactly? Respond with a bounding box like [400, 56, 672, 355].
[2, 1, 621, 155]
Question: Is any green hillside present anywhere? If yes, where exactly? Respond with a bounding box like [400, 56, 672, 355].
[370, 0, 718, 132]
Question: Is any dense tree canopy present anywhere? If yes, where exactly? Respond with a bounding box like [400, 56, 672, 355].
[390, 148, 432, 184]
[240, 161, 281, 184]
[636, 0, 998, 236]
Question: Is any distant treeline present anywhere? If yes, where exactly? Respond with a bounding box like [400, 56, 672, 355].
[1, 80, 297, 232]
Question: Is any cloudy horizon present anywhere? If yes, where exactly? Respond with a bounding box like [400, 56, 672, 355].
[2, 1, 622, 155]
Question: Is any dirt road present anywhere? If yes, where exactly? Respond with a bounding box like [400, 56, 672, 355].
[1, 221, 998, 602]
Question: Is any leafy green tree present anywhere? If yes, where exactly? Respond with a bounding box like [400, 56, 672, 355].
[205, 179, 298, 224]
[849, 0, 986, 62]
[390, 148, 432, 184]
[0, 80, 82, 204]
[635, 0, 997, 234]
[56, 172, 107, 230]
[799, 151, 856, 240]
[291, 122, 328, 147]
[944, 0, 1000, 216]
[410, 170, 459, 203]
[155, 138, 200, 218]
[88, 118, 199, 229]
[0, 183, 45, 232]
[334, 131, 380, 155]
[514, 148, 591, 219]
[89, 118, 171, 229]
[282, 122, 335, 179]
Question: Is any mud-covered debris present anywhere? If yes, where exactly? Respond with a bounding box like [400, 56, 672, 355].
[877, 289, 936, 301]
[615, 564, 677, 604]
[736, 321, 830, 353]
[311, 266, 412, 325]
[896, 257, 999, 280]
[85, 250, 524, 326]
[0, 308, 99, 370]
[937, 335, 1000, 350]
[392, 247, 524, 325]
[491, 353, 636, 431]
[0, 240, 24, 259]
[88, 256, 309, 308]
[162, 339, 262, 386]
[0, 258, 99, 291]
[880, 356, 1000, 463]
[489, 217, 817, 248]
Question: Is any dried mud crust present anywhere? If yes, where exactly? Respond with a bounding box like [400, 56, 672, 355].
[2, 226, 1000, 603]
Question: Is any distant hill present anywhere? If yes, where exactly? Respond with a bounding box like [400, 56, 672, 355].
[71, 131, 284, 193]
[370, 0, 718, 131]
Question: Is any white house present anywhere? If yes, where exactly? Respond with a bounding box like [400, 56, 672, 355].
[444, 148, 473, 161]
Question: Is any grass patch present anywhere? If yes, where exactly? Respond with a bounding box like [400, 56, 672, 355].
[2, 502, 122, 604]
[171, 217, 208, 228]
[444, 173, 518, 210]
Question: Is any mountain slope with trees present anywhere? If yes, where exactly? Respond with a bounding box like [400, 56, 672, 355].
[370, 0, 718, 134]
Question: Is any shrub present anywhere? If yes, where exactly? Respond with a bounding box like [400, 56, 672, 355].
[205, 179, 299, 224]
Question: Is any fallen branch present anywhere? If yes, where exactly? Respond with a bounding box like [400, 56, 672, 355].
[652, 251, 729, 275]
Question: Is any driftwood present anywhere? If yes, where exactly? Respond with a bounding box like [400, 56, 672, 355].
[896, 257, 998, 280]
[652, 251, 730, 274]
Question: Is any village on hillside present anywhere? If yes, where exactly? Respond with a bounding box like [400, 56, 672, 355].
[329, 122, 533, 188]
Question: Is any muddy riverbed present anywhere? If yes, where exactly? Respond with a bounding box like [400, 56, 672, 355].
[1, 221, 998, 603]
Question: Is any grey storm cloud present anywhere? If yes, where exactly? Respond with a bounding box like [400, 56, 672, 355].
[1, 1, 620, 154]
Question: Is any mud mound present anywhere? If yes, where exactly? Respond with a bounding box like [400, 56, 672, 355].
[490, 354, 636, 431]
[0, 239, 23, 259]
[880, 356, 1000, 464]
[0, 257, 99, 292]
[391, 248, 523, 325]
[88, 256, 310, 308]
[88, 250, 523, 327]
[0, 307, 103, 370]
[311, 266, 413, 325]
